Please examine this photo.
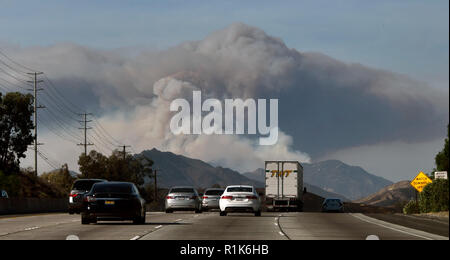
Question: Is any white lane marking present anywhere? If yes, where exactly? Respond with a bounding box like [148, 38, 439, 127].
[130, 236, 140, 240]
[155, 225, 163, 229]
[279, 231, 285, 236]
[274, 223, 278, 226]
[24, 226, 39, 231]
[350, 213, 447, 240]
[175, 219, 183, 222]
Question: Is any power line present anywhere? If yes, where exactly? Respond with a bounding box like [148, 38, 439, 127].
[0, 48, 38, 73]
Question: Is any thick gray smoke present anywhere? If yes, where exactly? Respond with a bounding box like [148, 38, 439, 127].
[7, 23, 449, 173]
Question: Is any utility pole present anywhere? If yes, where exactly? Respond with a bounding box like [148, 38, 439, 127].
[119, 145, 131, 160]
[153, 169, 161, 202]
[27, 72, 44, 176]
[77, 113, 93, 155]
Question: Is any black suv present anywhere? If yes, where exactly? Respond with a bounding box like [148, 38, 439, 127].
[69, 179, 107, 214]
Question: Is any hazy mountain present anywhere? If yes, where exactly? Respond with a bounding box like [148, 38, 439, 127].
[302, 160, 393, 200]
[139, 149, 263, 188]
[242, 168, 349, 201]
[354, 181, 416, 207]
[137, 149, 391, 201]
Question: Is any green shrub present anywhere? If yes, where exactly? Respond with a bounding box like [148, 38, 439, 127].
[0, 170, 20, 197]
[403, 200, 420, 214]
[419, 179, 449, 213]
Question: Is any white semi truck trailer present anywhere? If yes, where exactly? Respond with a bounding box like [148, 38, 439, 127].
[265, 161, 304, 212]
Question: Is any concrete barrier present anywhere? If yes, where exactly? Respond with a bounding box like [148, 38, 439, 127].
[0, 198, 68, 215]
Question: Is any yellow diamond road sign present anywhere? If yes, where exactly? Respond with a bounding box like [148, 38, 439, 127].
[410, 172, 433, 192]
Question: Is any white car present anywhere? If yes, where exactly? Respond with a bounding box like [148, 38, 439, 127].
[219, 185, 261, 216]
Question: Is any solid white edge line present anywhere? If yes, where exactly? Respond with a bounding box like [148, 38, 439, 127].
[130, 236, 140, 240]
[155, 225, 163, 229]
[350, 213, 448, 240]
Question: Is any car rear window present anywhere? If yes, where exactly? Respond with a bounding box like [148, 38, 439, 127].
[326, 199, 342, 203]
[72, 180, 104, 191]
[92, 184, 133, 194]
[170, 188, 195, 193]
[227, 187, 253, 193]
[205, 190, 224, 195]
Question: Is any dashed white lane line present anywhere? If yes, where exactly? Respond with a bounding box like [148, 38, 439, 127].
[279, 231, 285, 236]
[274, 223, 278, 226]
[130, 236, 140, 240]
[155, 225, 163, 229]
[24, 226, 40, 231]
[175, 219, 183, 222]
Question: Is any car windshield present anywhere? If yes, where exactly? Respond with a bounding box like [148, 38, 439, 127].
[92, 184, 133, 194]
[227, 187, 253, 193]
[170, 188, 195, 193]
[205, 190, 224, 195]
[72, 180, 103, 191]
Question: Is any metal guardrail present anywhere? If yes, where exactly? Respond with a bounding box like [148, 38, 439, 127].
[0, 198, 68, 214]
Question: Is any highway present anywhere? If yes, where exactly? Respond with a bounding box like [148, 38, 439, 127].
[0, 212, 447, 240]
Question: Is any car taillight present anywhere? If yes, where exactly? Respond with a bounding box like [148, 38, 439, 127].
[221, 196, 233, 200]
[202, 196, 208, 199]
[247, 196, 258, 200]
[85, 196, 96, 202]
[166, 196, 174, 199]
[69, 193, 78, 198]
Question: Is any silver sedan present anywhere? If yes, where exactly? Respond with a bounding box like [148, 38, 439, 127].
[201, 188, 225, 211]
[165, 186, 202, 213]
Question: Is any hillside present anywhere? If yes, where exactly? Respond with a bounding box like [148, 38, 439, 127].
[139, 149, 263, 188]
[303, 160, 393, 200]
[243, 168, 349, 201]
[354, 180, 416, 208]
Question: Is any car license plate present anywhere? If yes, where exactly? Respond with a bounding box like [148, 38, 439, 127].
[105, 201, 115, 205]
[236, 198, 244, 201]
[177, 197, 185, 200]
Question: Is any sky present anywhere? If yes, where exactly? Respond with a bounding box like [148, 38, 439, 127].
[1, 0, 449, 182]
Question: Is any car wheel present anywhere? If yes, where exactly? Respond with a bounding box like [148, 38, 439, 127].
[165, 209, 173, 213]
[81, 215, 90, 225]
[220, 211, 227, 216]
[141, 213, 146, 224]
[133, 214, 142, 224]
[69, 210, 74, 215]
[195, 209, 202, 214]
[255, 211, 261, 217]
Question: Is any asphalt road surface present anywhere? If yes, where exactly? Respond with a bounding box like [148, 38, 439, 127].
[0, 212, 447, 240]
